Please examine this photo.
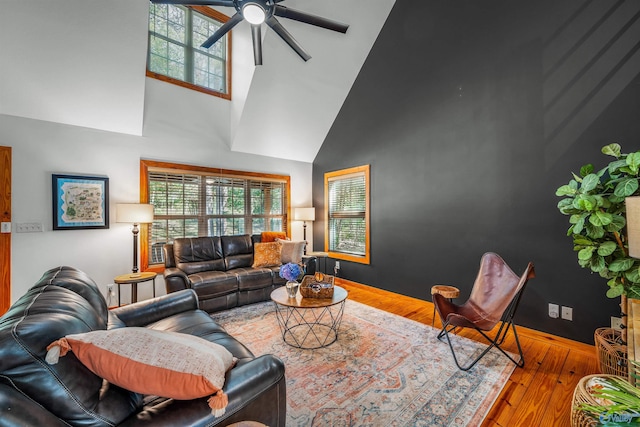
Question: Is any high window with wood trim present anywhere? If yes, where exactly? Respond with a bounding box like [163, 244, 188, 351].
[140, 160, 290, 271]
[325, 165, 370, 264]
[147, 3, 232, 99]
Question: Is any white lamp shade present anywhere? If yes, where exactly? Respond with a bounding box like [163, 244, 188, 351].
[116, 204, 154, 224]
[627, 197, 640, 258]
[295, 207, 315, 222]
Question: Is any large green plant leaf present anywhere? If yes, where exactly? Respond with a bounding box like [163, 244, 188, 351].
[609, 258, 635, 272]
[557, 198, 578, 215]
[613, 178, 639, 197]
[597, 241, 618, 256]
[585, 222, 605, 239]
[578, 247, 595, 260]
[580, 174, 600, 192]
[555, 185, 576, 197]
[602, 143, 621, 157]
[580, 164, 594, 177]
[574, 195, 597, 211]
[627, 152, 640, 174]
[589, 211, 613, 226]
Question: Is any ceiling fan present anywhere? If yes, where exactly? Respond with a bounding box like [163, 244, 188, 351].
[150, 0, 349, 65]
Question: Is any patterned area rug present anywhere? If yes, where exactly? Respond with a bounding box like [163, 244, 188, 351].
[211, 300, 515, 427]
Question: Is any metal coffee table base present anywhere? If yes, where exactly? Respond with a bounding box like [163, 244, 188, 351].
[273, 301, 346, 349]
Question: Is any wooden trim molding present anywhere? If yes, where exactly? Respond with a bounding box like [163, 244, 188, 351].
[324, 164, 371, 265]
[139, 159, 291, 273]
[0, 146, 11, 315]
[146, 6, 232, 100]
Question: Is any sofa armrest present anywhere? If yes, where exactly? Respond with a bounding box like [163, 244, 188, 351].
[221, 354, 286, 426]
[163, 267, 191, 294]
[0, 382, 69, 427]
[110, 289, 199, 327]
[118, 354, 286, 427]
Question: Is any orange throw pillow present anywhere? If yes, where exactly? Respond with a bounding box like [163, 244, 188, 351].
[252, 241, 282, 267]
[260, 231, 287, 243]
[46, 328, 236, 417]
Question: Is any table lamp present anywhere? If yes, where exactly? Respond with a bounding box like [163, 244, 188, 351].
[295, 207, 315, 254]
[116, 203, 154, 275]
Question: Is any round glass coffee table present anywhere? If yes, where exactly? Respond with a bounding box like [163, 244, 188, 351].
[270, 285, 347, 349]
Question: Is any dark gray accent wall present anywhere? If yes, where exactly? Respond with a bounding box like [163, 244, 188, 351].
[312, 0, 640, 343]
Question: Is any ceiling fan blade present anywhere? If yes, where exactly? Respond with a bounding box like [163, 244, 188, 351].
[251, 25, 263, 66]
[201, 12, 243, 49]
[150, 0, 234, 5]
[274, 5, 349, 33]
[266, 16, 311, 62]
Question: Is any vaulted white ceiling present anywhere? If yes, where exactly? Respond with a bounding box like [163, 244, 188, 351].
[0, 0, 394, 163]
[227, 0, 395, 162]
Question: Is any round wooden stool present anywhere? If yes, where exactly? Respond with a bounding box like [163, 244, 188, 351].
[431, 285, 460, 326]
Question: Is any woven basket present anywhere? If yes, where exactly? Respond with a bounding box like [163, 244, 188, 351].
[594, 328, 628, 377]
[300, 274, 334, 299]
[570, 374, 623, 427]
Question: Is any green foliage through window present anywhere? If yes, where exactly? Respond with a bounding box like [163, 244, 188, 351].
[148, 169, 288, 264]
[147, 3, 229, 97]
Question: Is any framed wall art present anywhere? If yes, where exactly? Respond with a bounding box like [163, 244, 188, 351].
[52, 174, 109, 230]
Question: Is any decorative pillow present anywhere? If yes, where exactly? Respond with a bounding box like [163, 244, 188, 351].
[277, 239, 306, 264]
[252, 241, 282, 267]
[46, 327, 236, 417]
[260, 231, 287, 243]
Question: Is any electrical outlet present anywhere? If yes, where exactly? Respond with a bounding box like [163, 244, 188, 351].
[335, 261, 340, 269]
[611, 316, 623, 330]
[561, 306, 573, 321]
[548, 303, 559, 319]
[0, 222, 10, 233]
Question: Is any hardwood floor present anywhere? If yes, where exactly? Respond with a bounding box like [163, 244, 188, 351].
[336, 279, 600, 427]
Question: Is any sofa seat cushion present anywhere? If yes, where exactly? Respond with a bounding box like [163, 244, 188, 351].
[189, 271, 238, 297]
[230, 268, 275, 291]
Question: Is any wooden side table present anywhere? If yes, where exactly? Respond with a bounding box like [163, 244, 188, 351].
[431, 285, 460, 326]
[113, 272, 157, 306]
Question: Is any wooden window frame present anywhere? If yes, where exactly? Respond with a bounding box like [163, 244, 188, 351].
[324, 165, 370, 265]
[140, 160, 291, 273]
[146, 5, 232, 100]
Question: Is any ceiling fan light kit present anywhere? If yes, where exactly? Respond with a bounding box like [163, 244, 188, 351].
[242, 3, 265, 25]
[150, 0, 349, 65]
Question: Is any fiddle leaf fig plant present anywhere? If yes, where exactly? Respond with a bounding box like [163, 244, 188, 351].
[556, 143, 640, 299]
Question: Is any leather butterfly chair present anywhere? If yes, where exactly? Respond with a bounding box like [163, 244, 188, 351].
[433, 252, 535, 371]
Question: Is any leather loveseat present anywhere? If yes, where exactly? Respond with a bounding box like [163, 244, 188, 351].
[163, 234, 315, 313]
[0, 266, 286, 427]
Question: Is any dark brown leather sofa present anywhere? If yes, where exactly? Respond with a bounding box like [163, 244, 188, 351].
[163, 234, 315, 312]
[0, 266, 286, 427]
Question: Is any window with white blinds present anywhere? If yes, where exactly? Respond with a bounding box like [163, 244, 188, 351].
[146, 164, 289, 265]
[325, 165, 370, 264]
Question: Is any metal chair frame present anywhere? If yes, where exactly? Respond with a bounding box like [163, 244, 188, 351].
[437, 282, 528, 371]
[435, 255, 534, 371]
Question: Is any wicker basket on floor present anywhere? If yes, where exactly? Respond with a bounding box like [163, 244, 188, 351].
[570, 374, 621, 427]
[594, 327, 628, 377]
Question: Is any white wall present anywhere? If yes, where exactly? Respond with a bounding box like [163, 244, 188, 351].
[2, 80, 313, 304]
[0, 0, 148, 136]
